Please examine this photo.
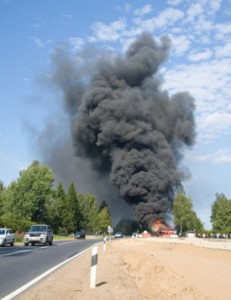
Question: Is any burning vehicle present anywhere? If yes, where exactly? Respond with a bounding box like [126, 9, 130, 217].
[151, 220, 178, 237]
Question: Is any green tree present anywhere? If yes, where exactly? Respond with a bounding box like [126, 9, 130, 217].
[44, 182, 66, 233]
[211, 193, 231, 234]
[4, 161, 54, 223]
[98, 206, 112, 234]
[78, 193, 99, 233]
[51, 182, 66, 232]
[0, 181, 6, 217]
[63, 182, 81, 233]
[172, 190, 204, 235]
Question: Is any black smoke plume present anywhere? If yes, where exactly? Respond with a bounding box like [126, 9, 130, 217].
[46, 33, 195, 229]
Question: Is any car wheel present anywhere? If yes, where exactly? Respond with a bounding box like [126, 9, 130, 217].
[48, 238, 53, 246]
[11, 239, 14, 246]
[24, 242, 28, 246]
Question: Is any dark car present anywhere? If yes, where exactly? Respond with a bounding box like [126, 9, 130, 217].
[74, 231, 86, 239]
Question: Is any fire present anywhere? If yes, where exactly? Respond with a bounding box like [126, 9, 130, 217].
[151, 220, 176, 237]
[151, 219, 168, 233]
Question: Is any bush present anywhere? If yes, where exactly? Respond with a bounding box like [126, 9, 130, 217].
[0, 215, 34, 231]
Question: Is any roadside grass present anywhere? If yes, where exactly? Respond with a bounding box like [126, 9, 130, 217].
[54, 234, 73, 240]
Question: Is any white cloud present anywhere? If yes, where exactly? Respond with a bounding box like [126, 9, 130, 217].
[30, 37, 45, 48]
[163, 59, 230, 103]
[200, 111, 231, 133]
[208, 0, 222, 15]
[133, 7, 184, 32]
[91, 18, 127, 42]
[170, 34, 191, 55]
[193, 149, 231, 164]
[167, 0, 183, 6]
[215, 23, 231, 40]
[154, 8, 184, 29]
[187, 49, 213, 62]
[69, 37, 85, 52]
[192, 16, 214, 33]
[224, 7, 231, 17]
[215, 42, 231, 58]
[134, 4, 152, 17]
[186, 2, 204, 22]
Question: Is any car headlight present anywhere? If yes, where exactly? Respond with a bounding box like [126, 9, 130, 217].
[41, 234, 46, 238]
[24, 234, 29, 238]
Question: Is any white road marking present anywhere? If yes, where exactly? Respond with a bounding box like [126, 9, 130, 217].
[1, 244, 96, 300]
[2, 250, 31, 256]
[57, 240, 75, 245]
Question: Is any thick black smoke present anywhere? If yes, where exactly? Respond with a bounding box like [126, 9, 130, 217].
[47, 33, 195, 229]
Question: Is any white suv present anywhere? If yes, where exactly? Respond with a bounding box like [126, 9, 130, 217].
[24, 224, 53, 246]
[0, 228, 15, 246]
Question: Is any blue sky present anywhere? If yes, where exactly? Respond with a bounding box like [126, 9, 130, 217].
[1, 0, 231, 229]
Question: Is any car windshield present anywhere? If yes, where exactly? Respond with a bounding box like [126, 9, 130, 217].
[0, 230, 6, 235]
[29, 226, 46, 232]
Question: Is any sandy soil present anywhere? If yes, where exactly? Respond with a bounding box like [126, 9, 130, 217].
[18, 237, 231, 300]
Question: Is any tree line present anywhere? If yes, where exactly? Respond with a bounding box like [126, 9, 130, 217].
[0, 160, 230, 235]
[0, 161, 112, 234]
[172, 190, 231, 236]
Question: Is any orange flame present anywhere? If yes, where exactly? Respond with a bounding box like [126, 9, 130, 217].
[151, 219, 168, 232]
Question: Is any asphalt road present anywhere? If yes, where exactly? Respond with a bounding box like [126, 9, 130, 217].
[0, 238, 102, 299]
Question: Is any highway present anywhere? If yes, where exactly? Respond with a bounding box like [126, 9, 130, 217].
[0, 238, 101, 299]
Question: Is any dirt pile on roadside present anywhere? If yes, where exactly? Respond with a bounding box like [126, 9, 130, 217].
[19, 238, 231, 300]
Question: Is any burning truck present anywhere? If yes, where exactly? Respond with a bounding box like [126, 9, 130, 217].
[151, 220, 178, 237]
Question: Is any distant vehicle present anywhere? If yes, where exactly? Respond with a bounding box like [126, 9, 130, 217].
[186, 231, 196, 238]
[24, 224, 53, 246]
[114, 232, 123, 238]
[74, 231, 86, 239]
[0, 228, 15, 247]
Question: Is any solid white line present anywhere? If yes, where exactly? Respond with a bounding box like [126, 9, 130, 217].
[2, 244, 95, 300]
[3, 250, 31, 257]
[57, 240, 75, 245]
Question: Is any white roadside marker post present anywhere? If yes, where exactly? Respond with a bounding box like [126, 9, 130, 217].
[90, 246, 98, 288]
[103, 237, 106, 251]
